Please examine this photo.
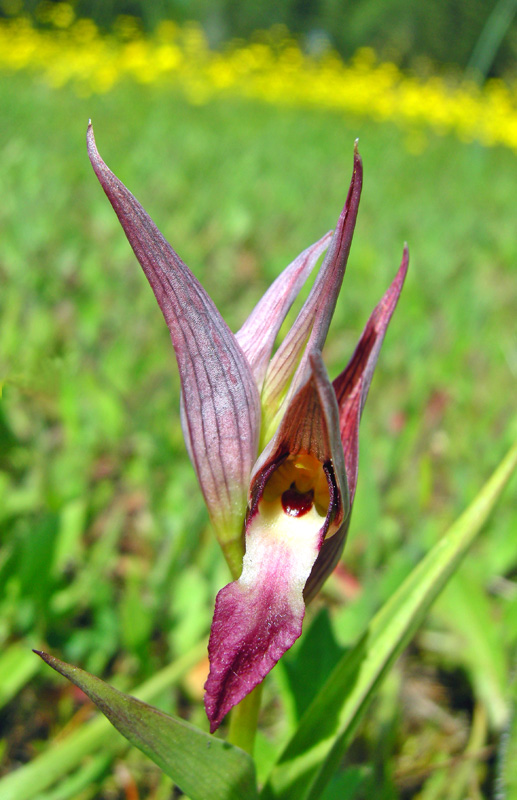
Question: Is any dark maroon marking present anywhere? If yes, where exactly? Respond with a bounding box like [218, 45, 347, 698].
[281, 485, 314, 517]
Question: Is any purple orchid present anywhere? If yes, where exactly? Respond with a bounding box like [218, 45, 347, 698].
[87, 124, 408, 733]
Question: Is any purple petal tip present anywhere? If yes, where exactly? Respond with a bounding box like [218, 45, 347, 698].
[205, 577, 305, 732]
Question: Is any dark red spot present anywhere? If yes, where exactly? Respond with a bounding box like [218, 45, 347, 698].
[281, 487, 314, 517]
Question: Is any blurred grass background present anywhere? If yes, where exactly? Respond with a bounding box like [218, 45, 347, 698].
[1, 2, 517, 798]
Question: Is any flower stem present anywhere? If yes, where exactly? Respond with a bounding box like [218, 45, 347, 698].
[227, 683, 263, 755]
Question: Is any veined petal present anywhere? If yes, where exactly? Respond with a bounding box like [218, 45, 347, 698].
[304, 246, 408, 602]
[204, 352, 346, 731]
[334, 245, 409, 501]
[87, 124, 260, 568]
[236, 232, 332, 390]
[260, 145, 363, 438]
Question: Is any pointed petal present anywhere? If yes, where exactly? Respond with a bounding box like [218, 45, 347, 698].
[261, 145, 363, 434]
[334, 245, 409, 503]
[305, 247, 408, 603]
[87, 124, 260, 554]
[236, 232, 332, 390]
[204, 352, 347, 730]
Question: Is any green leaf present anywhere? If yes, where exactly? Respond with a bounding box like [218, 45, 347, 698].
[497, 664, 517, 799]
[279, 609, 345, 723]
[0, 643, 41, 710]
[34, 751, 116, 800]
[433, 568, 508, 729]
[35, 651, 258, 800]
[261, 440, 517, 800]
[0, 642, 202, 800]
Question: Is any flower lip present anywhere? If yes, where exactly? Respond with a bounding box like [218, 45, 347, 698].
[282, 487, 314, 518]
[205, 452, 343, 732]
[263, 453, 329, 520]
[263, 454, 329, 509]
[248, 451, 341, 544]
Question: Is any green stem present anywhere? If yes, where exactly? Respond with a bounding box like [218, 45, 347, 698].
[227, 683, 264, 755]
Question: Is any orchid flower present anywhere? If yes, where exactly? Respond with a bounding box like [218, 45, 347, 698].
[87, 124, 408, 733]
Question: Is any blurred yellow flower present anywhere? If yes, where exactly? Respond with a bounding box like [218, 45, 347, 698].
[1, 14, 517, 154]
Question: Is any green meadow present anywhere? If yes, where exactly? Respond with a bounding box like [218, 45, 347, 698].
[1, 72, 516, 798]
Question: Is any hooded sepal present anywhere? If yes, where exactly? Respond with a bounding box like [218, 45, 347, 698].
[260, 144, 363, 439]
[236, 232, 331, 391]
[204, 352, 347, 731]
[87, 123, 260, 571]
[304, 246, 409, 602]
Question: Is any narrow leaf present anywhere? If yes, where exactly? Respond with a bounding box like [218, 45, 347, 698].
[497, 663, 517, 798]
[87, 123, 260, 555]
[279, 608, 346, 723]
[236, 232, 332, 390]
[435, 570, 508, 730]
[35, 651, 258, 800]
[0, 643, 41, 709]
[261, 439, 517, 800]
[0, 642, 205, 800]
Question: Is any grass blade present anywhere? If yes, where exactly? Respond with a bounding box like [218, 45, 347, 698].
[496, 659, 517, 799]
[261, 440, 517, 800]
[0, 643, 41, 710]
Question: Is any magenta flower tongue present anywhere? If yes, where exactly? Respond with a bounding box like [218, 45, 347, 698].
[205, 352, 346, 732]
[205, 512, 319, 733]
